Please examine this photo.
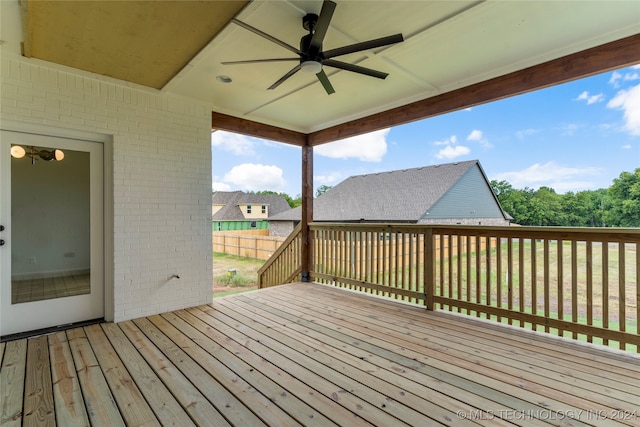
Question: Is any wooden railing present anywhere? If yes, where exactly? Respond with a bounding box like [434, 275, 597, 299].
[259, 223, 640, 351]
[257, 223, 303, 288]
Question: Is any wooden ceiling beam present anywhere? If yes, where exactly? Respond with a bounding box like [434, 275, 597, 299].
[307, 33, 640, 146]
[211, 112, 306, 146]
[212, 34, 640, 147]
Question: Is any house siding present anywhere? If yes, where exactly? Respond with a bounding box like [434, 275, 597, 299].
[1, 54, 213, 323]
[420, 166, 509, 225]
[269, 221, 297, 237]
[212, 220, 269, 231]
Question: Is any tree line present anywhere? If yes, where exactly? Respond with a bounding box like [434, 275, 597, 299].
[490, 167, 640, 227]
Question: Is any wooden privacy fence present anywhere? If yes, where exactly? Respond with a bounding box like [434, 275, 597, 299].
[213, 231, 286, 260]
[258, 223, 640, 351]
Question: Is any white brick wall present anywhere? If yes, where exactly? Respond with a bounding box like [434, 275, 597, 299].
[1, 56, 213, 322]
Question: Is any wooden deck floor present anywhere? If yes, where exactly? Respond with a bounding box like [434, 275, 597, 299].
[1, 283, 639, 426]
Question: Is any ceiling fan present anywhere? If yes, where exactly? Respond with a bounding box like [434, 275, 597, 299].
[222, 0, 404, 95]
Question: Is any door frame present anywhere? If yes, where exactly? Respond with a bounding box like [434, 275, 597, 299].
[0, 120, 114, 333]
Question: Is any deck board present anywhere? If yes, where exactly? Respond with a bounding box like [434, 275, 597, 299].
[48, 331, 89, 427]
[260, 285, 637, 408]
[1, 283, 639, 426]
[23, 336, 54, 426]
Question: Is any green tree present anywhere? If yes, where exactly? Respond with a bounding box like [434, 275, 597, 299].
[254, 190, 301, 208]
[491, 180, 533, 225]
[603, 168, 640, 227]
[530, 186, 564, 225]
[315, 185, 332, 198]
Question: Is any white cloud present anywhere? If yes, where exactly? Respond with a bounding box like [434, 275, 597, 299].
[559, 123, 580, 136]
[515, 128, 539, 140]
[315, 129, 389, 162]
[607, 83, 640, 136]
[212, 182, 231, 191]
[492, 161, 602, 192]
[609, 71, 622, 87]
[466, 129, 492, 148]
[211, 131, 256, 156]
[222, 163, 286, 191]
[622, 144, 632, 150]
[609, 66, 640, 88]
[436, 145, 470, 160]
[434, 135, 457, 146]
[575, 91, 604, 105]
[314, 171, 344, 185]
[467, 130, 483, 141]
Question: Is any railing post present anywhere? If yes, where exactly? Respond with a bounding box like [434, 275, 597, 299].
[300, 143, 313, 282]
[424, 227, 435, 310]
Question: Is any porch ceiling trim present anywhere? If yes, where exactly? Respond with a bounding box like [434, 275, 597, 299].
[211, 34, 640, 147]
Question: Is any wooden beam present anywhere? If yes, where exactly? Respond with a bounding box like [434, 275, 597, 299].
[300, 143, 313, 282]
[211, 112, 306, 146]
[307, 33, 640, 146]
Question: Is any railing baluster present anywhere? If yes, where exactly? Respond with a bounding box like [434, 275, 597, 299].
[496, 238, 502, 322]
[544, 239, 550, 333]
[466, 235, 472, 316]
[602, 240, 609, 346]
[531, 238, 537, 331]
[448, 234, 453, 309]
[587, 240, 593, 343]
[557, 240, 564, 337]
[571, 240, 578, 339]
[619, 243, 626, 351]
[457, 235, 463, 314]
[486, 236, 492, 313]
[475, 235, 481, 318]
[519, 238, 525, 327]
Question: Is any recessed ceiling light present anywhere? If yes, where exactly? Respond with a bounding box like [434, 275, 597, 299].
[216, 75, 232, 83]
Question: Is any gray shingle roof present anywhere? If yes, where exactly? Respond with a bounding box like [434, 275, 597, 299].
[269, 160, 500, 222]
[212, 191, 291, 220]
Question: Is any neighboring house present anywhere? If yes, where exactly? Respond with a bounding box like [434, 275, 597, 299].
[269, 160, 511, 236]
[212, 191, 292, 231]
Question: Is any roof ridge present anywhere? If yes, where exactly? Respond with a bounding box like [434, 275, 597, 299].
[347, 159, 478, 180]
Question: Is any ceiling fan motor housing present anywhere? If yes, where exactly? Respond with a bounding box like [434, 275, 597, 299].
[302, 13, 318, 31]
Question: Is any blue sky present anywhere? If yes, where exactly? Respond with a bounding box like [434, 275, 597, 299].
[212, 64, 640, 197]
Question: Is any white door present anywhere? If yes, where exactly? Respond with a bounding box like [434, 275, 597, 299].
[0, 131, 104, 337]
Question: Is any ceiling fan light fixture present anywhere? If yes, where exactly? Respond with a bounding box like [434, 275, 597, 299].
[300, 60, 322, 74]
[10, 145, 26, 159]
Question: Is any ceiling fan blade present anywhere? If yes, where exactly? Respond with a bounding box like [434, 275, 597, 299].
[222, 58, 299, 65]
[322, 34, 404, 59]
[322, 59, 389, 79]
[310, 0, 336, 52]
[268, 64, 301, 90]
[231, 18, 301, 55]
[316, 69, 335, 95]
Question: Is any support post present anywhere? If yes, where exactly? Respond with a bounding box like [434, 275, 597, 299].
[424, 228, 435, 310]
[300, 143, 313, 282]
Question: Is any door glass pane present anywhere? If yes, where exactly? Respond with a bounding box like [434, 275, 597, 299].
[11, 145, 90, 304]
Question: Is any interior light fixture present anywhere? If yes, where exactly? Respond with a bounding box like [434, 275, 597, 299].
[10, 145, 65, 164]
[300, 60, 322, 74]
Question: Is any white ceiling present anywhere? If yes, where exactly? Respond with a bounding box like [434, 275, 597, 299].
[164, 0, 640, 133]
[2, 0, 638, 136]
